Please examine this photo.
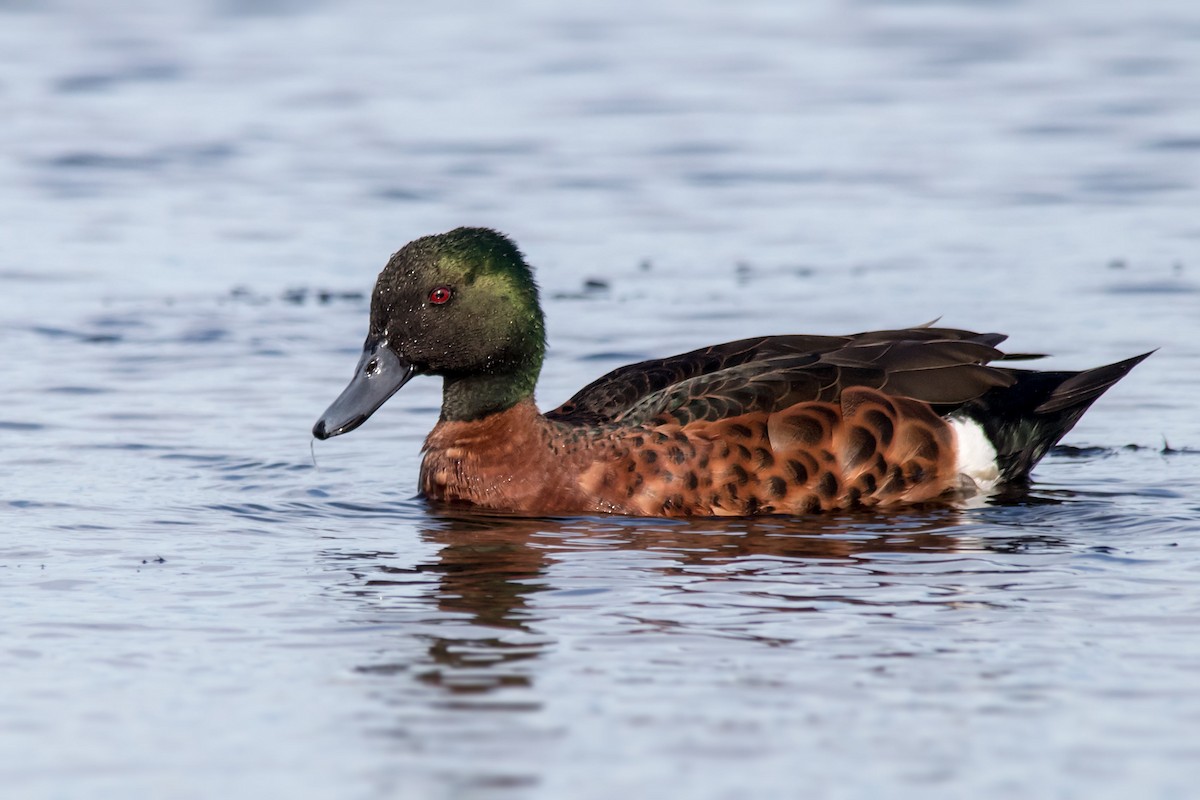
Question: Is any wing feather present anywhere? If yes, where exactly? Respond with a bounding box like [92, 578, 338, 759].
[545, 327, 1028, 428]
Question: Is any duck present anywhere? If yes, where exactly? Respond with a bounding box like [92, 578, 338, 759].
[313, 227, 1149, 517]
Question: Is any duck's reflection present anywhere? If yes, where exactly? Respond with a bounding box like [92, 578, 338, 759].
[324, 491, 1073, 703]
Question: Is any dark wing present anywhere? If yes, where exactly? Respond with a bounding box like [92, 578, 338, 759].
[546, 327, 1036, 428]
[544, 335, 849, 425]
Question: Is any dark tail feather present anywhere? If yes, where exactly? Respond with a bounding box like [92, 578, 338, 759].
[961, 351, 1152, 482]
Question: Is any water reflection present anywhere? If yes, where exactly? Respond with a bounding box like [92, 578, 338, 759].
[323, 500, 1083, 704]
[415, 499, 1077, 581]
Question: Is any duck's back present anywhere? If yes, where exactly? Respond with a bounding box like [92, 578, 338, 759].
[547, 327, 1012, 426]
[537, 327, 1147, 517]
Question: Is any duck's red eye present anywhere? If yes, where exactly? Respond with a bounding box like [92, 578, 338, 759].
[428, 286, 453, 305]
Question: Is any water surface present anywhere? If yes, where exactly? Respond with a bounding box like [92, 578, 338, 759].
[3, 1, 1200, 798]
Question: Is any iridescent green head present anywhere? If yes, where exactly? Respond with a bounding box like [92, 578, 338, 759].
[314, 227, 546, 437]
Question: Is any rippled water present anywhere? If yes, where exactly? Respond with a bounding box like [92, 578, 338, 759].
[4, 1, 1200, 798]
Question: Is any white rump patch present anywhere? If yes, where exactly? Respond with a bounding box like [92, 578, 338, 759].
[949, 417, 1000, 494]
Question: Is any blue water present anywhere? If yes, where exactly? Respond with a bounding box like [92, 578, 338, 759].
[3, 1, 1200, 798]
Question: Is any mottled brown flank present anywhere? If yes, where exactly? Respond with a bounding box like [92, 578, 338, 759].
[845, 426, 876, 467]
[419, 387, 960, 517]
[788, 415, 825, 446]
[785, 458, 809, 484]
[863, 409, 894, 446]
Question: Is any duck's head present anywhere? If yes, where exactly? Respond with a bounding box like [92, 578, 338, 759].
[313, 227, 546, 439]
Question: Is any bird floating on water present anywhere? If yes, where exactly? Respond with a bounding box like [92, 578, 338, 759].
[313, 227, 1148, 517]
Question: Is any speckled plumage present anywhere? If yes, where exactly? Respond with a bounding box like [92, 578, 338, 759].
[314, 227, 1149, 518]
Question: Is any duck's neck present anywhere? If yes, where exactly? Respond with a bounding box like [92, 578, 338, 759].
[440, 369, 538, 422]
